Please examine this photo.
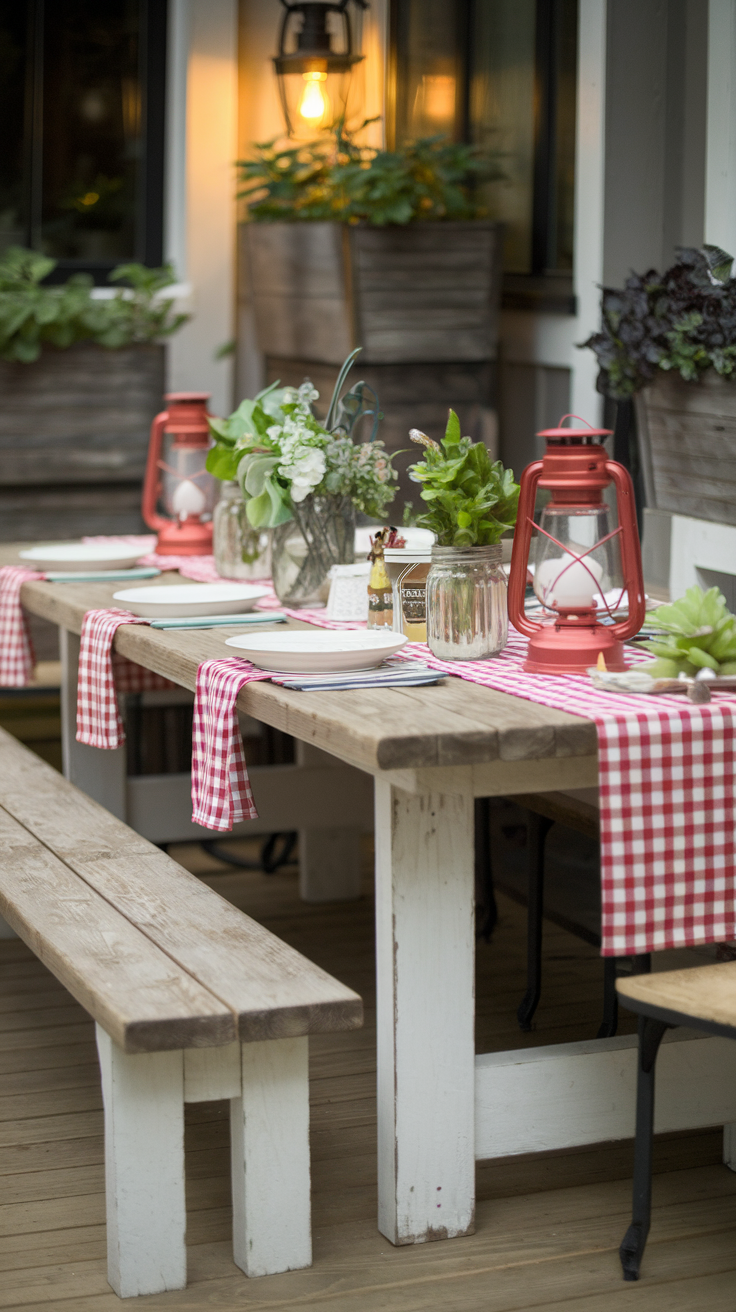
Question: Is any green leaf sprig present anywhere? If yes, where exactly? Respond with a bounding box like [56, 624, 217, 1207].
[642, 586, 736, 677]
[407, 410, 519, 547]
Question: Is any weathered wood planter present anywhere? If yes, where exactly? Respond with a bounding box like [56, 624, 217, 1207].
[242, 221, 503, 503]
[0, 342, 164, 541]
[635, 371, 736, 526]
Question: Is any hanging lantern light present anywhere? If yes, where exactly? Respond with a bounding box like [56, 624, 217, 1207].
[507, 416, 646, 674]
[273, 1, 366, 139]
[142, 393, 218, 556]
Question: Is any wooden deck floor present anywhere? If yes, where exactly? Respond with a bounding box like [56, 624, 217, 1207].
[2, 838, 736, 1312]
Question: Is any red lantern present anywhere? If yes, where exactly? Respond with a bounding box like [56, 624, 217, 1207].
[508, 416, 646, 674]
[142, 392, 217, 556]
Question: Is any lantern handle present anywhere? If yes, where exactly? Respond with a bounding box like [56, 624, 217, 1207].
[507, 460, 545, 638]
[142, 408, 170, 532]
[604, 461, 647, 641]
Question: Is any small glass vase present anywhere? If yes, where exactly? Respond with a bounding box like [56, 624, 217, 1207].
[426, 544, 508, 661]
[271, 494, 356, 607]
[213, 482, 271, 580]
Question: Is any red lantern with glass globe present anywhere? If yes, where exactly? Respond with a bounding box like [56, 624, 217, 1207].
[142, 392, 217, 556]
[507, 416, 646, 674]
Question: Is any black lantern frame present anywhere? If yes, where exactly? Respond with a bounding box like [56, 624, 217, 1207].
[274, 1, 367, 137]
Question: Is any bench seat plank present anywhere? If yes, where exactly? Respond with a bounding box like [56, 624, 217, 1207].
[0, 806, 235, 1054]
[618, 962, 736, 1033]
[0, 729, 363, 1041]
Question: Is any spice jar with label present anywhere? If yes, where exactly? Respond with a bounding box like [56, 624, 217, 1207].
[384, 546, 433, 642]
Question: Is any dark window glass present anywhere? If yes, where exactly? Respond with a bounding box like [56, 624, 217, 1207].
[0, 0, 166, 280]
[390, 0, 578, 277]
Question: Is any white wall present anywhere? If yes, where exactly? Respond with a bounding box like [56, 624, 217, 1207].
[706, 0, 736, 254]
[165, 0, 238, 417]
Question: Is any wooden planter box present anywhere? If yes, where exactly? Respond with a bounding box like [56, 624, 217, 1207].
[635, 370, 736, 527]
[0, 343, 164, 541]
[242, 220, 504, 366]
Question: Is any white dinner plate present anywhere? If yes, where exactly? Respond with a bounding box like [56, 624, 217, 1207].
[20, 542, 144, 572]
[225, 628, 408, 673]
[113, 583, 270, 618]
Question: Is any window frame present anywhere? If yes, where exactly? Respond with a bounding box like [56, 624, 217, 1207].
[18, 0, 167, 284]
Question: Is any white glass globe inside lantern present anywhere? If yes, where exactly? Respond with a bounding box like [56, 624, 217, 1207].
[533, 504, 624, 612]
[159, 434, 217, 524]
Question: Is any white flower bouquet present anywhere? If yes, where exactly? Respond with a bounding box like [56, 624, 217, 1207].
[206, 350, 397, 527]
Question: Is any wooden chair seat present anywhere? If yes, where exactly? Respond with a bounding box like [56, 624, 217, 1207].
[616, 963, 736, 1281]
[0, 727, 362, 1297]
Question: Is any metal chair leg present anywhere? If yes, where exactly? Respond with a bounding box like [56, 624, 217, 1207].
[474, 797, 497, 941]
[598, 953, 651, 1040]
[517, 813, 553, 1031]
[619, 1014, 670, 1281]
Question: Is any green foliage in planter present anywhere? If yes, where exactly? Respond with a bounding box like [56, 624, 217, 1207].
[584, 245, 736, 399]
[237, 126, 502, 226]
[642, 586, 736, 677]
[0, 247, 188, 363]
[408, 410, 519, 548]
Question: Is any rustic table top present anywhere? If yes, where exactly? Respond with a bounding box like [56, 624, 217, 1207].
[8, 549, 599, 777]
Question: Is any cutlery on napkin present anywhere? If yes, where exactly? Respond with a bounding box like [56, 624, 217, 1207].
[46, 567, 161, 582]
[269, 661, 446, 691]
[149, 612, 288, 630]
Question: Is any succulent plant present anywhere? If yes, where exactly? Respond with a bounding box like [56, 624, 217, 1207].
[642, 586, 736, 678]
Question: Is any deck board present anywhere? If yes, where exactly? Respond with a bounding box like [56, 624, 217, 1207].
[1, 840, 735, 1311]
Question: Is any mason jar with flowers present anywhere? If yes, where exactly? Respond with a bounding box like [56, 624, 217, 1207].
[409, 410, 519, 660]
[206, 350, 397, 605]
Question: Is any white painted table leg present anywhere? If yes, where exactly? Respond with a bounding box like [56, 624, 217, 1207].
[374, 772, 476, 1245]
[96, 1026, 186, 1297]
[296, 742, 363, 902]
[230, 1036, 312, 1276]
[60, 629, 127, 821]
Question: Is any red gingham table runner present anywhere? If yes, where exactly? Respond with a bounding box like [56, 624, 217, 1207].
[395, 630, 736, 958]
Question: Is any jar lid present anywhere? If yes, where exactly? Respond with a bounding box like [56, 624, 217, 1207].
[384, 548, 433, 563]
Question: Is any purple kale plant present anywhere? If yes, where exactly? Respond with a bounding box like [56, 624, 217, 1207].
[583, 245, 736, 399]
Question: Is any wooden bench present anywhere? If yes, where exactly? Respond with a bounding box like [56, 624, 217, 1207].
[616, 963, 736, 1281]
[0, 726, 362, 1298]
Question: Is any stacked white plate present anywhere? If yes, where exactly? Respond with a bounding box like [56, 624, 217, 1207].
[225, 629, 407, 673]
[20, 543, 144, 572]
[113, 583, 270, 618]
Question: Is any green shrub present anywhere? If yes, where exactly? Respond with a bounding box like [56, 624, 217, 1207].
[0, 247, 188, 363]
[237, 127, 503, 227]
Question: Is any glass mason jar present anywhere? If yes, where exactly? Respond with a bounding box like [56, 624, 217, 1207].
[426, 544, 508, 661]
[271, 494, 356, 607]
[213, 482, 271, 580]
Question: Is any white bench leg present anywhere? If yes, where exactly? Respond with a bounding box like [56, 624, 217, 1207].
[96, 1026, 186, 1297]
[230, 1036, 312, 1276]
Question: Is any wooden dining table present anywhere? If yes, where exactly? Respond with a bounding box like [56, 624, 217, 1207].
[12, 561, 736, 1248]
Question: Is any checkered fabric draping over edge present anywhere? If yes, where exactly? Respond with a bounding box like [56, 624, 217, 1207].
[395, 631, 736, 958]
[76, 609, 173, 749]
[191, 657, 273, 830]
[0, 566, 45, 686]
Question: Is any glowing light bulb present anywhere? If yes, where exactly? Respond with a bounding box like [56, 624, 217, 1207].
[299, 72, 327, 122]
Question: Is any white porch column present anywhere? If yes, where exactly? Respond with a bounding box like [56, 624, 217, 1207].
[705, 0, 736, 255]
[569, 0, 607, 425]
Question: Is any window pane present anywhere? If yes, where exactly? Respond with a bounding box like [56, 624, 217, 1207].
[0, 4, 28, 253]
[470, 1, 536, 274]
[40, 0, 142, 261]
[393, 0, 465, 144]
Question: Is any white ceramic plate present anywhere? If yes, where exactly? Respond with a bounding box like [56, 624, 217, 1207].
[225, 628, 408, 673]
[20, 542, 144, 572]
[113, 583, 270, 618]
